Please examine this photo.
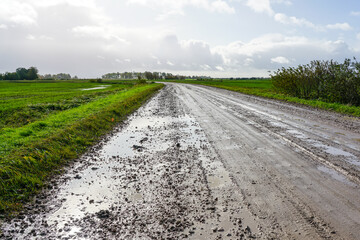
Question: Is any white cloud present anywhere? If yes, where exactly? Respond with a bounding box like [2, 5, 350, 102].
[244, 58, 254, 66]
[246, 0, 274, 16]
[211, 0, 235, 14]
[26, 34, 53, 41]
[201, 64, 212, 70]
[272, 0, 292, 5]
[156, 9, 184, 21]
[271, 56, 290, 64]
[326, 23, 352, 31]
[213, 33, 357, 75]
[127, 0, 235, 16]
[216, 66, 224, 71]
[72, 25, 129, 43]
[0, 1, 38, 25]
[167, 60, 175, 66]
[274, 13, 320, 30]
[21, 0, 97, 9]
[26, 34, 36, 40]
[350, 11, 360, 16]
[0, 0, 359, 78]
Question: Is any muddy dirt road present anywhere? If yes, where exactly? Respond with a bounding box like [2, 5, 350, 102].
[2, 83, 360, 239]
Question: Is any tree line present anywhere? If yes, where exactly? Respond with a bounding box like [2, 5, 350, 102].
[102, 71, 212, 80]
[39, 73, 78, 80]
[0, 67, 38, 80]
[271, 58, 360, 106]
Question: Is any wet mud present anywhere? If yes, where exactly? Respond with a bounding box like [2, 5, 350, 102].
[1, 85, 261, 239]
[2, 83, 360, 239]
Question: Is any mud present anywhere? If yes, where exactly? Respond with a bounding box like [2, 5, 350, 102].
[1, 83, 360, 239]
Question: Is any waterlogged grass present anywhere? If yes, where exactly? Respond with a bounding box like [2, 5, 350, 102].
[0, 81, 163, 213]
[164, 79, 360, 117]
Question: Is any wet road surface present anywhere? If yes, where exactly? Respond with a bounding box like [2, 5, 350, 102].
[1, 83, 360, 239]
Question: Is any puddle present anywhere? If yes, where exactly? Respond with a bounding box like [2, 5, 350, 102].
[303, 140, 360, 167]
[311, 142, 360, 166]
[2, 86, 263, 239]
[317, 165, 357, 187]
[269, 121, 288, 128]
[286, 129, 307, 139]
[11, 94, 212, 235]
[81, 85, 110, 91]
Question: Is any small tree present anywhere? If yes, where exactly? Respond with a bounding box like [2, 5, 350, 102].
[26, 67, 38, 80]
[16, 67, 28, 80]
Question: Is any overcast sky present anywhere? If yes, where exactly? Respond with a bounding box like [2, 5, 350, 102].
[0, 0, 359, 78]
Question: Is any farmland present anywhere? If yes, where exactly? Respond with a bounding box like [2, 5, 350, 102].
[0, 80, 163, 212]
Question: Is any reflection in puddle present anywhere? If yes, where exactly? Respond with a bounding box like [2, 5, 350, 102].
[311, 142, 360, 166]
[286, 129, 307, 139]
[81, 85, 110, 91]
[35, 100, 208, 235]
[317, 165, 357, 187]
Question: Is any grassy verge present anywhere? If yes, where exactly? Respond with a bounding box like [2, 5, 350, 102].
[0, 83, 163, 214]
[162, 79, 360, 117]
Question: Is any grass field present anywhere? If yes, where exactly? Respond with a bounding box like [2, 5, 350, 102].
[0, 80, 163, 213]
[162, 79, 360, 117]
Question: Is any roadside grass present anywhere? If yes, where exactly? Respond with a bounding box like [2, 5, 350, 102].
[0, 81, 163, 214]
[161, 79, 360, 117]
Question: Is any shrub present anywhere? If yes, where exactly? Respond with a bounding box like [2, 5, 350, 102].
[271, 58, 360, 106]
[137, 79, 147, 84]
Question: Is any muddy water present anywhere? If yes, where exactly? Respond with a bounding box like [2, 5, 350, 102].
[1, 85, 260, 239]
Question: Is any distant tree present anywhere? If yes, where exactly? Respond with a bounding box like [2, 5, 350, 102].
[43, 74, 54, 80]
[54, 73, 71, 80]
[26, 67, 38, 80]
[16, 67, 28, 80]
[144, 71, 154, 80]
[4, 72, 20, 80]
[0, 73, 3, 80]
[152, 72, 160, 80]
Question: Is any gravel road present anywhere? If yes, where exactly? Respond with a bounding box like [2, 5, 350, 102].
[2, 83, 360, 239]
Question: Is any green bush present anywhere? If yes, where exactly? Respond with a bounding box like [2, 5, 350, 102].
[137, 79, 147, 84]
[271, 58, 360, 106]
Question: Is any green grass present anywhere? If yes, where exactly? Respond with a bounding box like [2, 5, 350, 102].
[0, 80, 136, 129]
[0, 80, 163, 214]
[162, 79, 360, 117]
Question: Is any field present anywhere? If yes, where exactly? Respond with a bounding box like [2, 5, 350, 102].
[162, 79, 360, 117]
[0, 80, 163, 212]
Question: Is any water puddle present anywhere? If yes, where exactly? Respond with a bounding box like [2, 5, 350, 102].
[286, 129, 307, 139]
[311, 142, 360, 166]
[2, 88, 262, 239]
[317, 165, 357, 187]
[23, 100, 208, 234]
[269, 121, 288, 128]
[81, 85, 110, 91]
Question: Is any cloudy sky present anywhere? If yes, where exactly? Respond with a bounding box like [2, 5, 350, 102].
[0, 0, 359, 78]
